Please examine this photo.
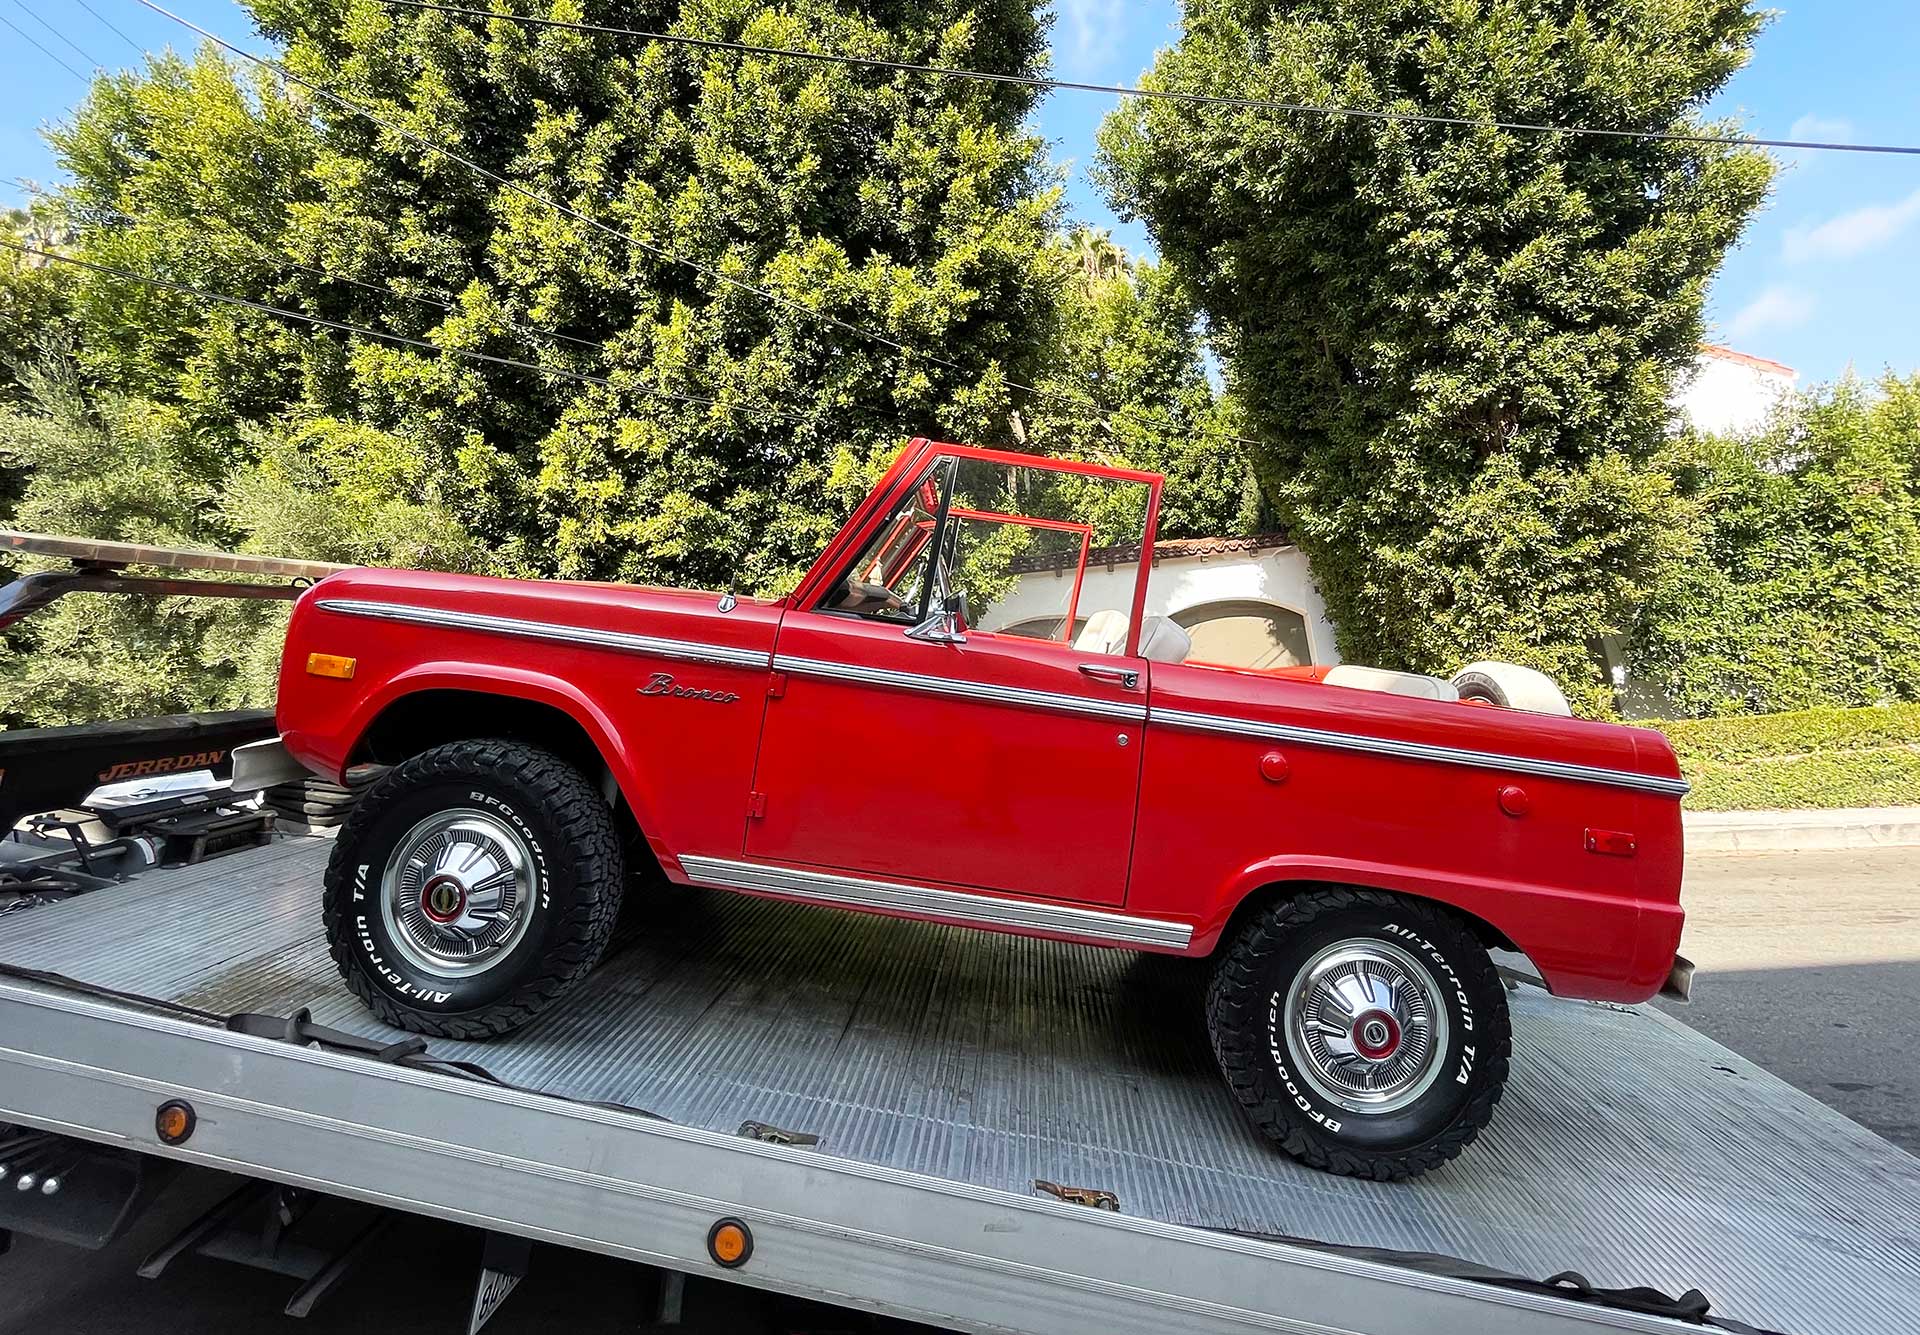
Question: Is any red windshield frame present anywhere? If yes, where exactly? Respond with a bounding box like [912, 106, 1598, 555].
[789, 439, 1165, 657]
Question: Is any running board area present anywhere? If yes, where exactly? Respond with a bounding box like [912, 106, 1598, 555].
[0, 976, 1707, 1335]
[677, 854, 1194, 950]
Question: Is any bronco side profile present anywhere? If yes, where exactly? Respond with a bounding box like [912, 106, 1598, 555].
[273, 439, 1692, 1180]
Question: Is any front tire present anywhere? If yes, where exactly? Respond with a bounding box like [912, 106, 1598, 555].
[1207, 887, 1510, 1180]
[323, 739, 624, 1039]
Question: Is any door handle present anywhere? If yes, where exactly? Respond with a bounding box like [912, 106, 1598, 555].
[1079, 663, 1141, 690]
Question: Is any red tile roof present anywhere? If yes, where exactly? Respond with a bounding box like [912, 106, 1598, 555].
[1699, 343, 1798, 378]
[1007, 533, 1296, 574]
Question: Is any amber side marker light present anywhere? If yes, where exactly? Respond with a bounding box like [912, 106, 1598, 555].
[706, 1217, 753, 1268]
[155, 1100, 196, 1146]
[306, 652, 357, 680]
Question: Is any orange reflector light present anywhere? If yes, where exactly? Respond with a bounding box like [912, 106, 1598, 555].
[306, 652, 357, 680]
[155, 1100, 196, 1145]
[706, 1217, 752, 1268]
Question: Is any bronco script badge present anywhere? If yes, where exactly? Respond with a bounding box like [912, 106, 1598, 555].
[638, 672, 741, 704]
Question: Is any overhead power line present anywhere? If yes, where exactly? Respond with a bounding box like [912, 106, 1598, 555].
[383, 0, 1920, 160]
[0, 10, 86, 82]
[72, 0, 145, 60]
[18, 180, 611, 354]
[9, 1, 105, 71]
[136, 0, 1253, 452]
[0, 237, 803, 423]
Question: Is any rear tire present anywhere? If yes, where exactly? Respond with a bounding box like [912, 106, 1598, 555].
[1207, 887, 1510, 1180]
[323, 739, 624, 1039]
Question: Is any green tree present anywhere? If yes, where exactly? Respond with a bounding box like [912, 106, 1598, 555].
[1630, 375, 1920, 716]
[2, 0, 1068, 723]
[1099, 0, 1773, 712]
[1026, 235, 1258, 540]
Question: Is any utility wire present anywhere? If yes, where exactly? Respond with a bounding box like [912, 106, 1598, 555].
[72, 0, 145, 60]
[136, 0, 1252, 452]
[18, 180, 612, 354]
[0, 10, 86, 81]
[9, 1, 105, 71]
[384, 0, 1920, 160]
[13, 181, 932, 438]
[0, 237, 806, 423]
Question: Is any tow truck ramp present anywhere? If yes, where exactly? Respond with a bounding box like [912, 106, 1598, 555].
[2, 836, 1917, 1335]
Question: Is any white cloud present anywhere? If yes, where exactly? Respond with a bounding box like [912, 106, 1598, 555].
[1725, 286, 1816, 341]
[1782, 188, 1920, 263]
[1056, 0, 1128, 75]
[1787, 114, 1854, 144]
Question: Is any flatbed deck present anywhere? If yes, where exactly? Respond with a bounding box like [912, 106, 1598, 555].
[3, 836, 1917, 1335]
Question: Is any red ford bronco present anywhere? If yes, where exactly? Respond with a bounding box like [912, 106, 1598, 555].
[273, 439, 1692, 1179]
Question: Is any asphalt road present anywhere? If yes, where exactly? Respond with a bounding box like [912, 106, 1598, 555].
[2, 845, 1914, 1332]
[1655, 845, 1920, 1153]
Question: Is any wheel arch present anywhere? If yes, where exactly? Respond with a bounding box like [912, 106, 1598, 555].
[1202, 871, 1525, 974]
[344, 669, 660, 876]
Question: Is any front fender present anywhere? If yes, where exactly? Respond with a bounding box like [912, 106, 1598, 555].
[281, 660, 657, 841]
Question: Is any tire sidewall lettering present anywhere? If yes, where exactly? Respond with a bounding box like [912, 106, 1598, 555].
[346, 782, 561, 1012]
[1267, 991, 1342, 1133]
[1263, 918, 1479, 1140]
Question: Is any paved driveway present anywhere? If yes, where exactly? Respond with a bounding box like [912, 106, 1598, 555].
[1657, 845, 1920, 1153]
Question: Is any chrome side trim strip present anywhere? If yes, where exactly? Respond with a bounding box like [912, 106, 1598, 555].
[773, 655, 1148, 723]
[679, 855, 1192, 950]
[1152, 708, 1692, 798]
[316, 598, 772, 671]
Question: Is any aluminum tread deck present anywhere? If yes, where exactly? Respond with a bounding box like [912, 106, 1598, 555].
[2, 837, 1916, 1335]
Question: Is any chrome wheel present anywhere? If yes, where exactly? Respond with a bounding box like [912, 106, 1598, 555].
[379, 809, 537, 978]
[1283, 938, 1450, 1116]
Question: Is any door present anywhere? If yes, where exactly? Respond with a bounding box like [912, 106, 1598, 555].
[745, 450, 1158, 906]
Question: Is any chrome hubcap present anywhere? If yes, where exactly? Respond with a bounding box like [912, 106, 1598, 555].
[380, 810, 535, 978]
[1283, 938, 1450, 1115]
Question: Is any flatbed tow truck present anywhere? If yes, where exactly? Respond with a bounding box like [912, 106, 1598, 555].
[3, 525, 1918, 1335]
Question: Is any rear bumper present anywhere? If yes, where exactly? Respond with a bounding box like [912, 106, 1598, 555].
[1659, 954, 1696, 1003]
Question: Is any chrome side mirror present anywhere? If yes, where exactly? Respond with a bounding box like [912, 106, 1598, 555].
[906, 591, 969, 645]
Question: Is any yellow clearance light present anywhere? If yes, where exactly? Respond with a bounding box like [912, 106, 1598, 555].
[306, 652, 357, 680]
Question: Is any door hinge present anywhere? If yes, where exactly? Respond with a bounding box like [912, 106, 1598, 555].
[747, 792, 767, 819]
[766, 671, 787, 699]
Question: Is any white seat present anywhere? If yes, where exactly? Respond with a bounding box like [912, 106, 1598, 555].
[1072, 610, 1130, 656]
[1322, 664, 1461, 702]
[1137, 616, 1191, 664]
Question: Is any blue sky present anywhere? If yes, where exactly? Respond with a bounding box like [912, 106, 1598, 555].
[5, 1, 1918, 385]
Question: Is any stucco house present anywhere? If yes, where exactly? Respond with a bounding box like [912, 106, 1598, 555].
[982, 534, 1343, 670]
[1673, 343, 1799, 435]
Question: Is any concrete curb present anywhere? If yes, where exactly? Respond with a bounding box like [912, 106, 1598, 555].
[1684, 806, 1920, 853]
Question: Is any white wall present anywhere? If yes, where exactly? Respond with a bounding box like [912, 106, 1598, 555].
[982, 545, 1342, 666]
[1674, 351, 1797, 436]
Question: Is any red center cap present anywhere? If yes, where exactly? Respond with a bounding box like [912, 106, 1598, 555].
[422, 875, 467, 924]
[1352, 1009, 1402, 1060]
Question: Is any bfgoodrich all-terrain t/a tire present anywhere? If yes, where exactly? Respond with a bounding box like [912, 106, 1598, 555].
[1207, 887, 1512, 1180]
[323, 739, 624, 1039]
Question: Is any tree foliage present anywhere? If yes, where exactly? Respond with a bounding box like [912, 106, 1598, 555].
[1026, 230, 1260, 539]
[1099, 0, 1775, 712]
[1629, 375, 1920, 717]
[1, 1, 1087, 721]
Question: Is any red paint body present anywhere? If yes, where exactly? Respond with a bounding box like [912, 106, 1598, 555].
[277, 440, 1687, 1003]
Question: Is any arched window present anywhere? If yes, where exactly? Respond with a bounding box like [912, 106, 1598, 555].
[1170, 600, 1313, 670]
[997, 614, 1089, 643]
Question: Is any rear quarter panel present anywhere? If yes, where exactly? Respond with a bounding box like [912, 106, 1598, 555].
[1133, 664, 1686, 1002]
[277, 569, 779, 870]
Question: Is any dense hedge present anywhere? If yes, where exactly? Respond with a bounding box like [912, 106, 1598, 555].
[1650, 703, 1920, 810]
[1628, 376, 1920, 717]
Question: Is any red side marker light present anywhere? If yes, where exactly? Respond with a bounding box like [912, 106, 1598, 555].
[1586, 829, 1637, 858]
